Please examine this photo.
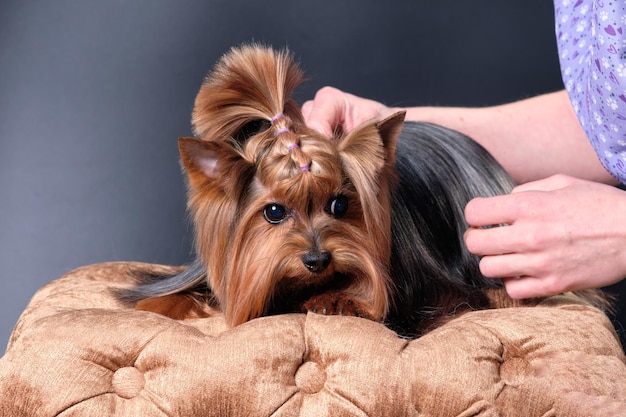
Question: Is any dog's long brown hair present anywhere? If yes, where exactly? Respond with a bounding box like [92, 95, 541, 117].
[133, 45, 403, 326]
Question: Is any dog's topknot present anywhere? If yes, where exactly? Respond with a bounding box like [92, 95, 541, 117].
[190, 44, 318, 184]
[191, 44, 304, 142]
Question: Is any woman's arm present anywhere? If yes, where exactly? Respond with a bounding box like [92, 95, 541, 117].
[303, 88, 617, 185]
[406, 90, 617, 185]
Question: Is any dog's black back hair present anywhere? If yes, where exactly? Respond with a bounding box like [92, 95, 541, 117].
[386, 122, 515, 337]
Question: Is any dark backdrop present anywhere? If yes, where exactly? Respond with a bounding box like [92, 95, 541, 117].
[1, 0, 623, 349]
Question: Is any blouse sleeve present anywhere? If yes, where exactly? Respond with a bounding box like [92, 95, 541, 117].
[555, 0, 626, 184]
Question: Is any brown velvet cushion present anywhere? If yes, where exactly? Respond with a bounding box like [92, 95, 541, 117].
[1, 262, 625, 416]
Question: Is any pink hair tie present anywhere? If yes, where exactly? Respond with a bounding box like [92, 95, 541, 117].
[271, 113, 285, 123]
[299, 164, 310, 172]
[276, 127, 290, 135]
[287, 143, 300, 151]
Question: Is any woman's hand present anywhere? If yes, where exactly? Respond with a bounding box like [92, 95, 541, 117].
[464, 174, 626, 298]
[302, 86, 395, 137]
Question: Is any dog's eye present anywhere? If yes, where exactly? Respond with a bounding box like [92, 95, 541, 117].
[263, 203, 288, 224]
[327, 195, 349, 218]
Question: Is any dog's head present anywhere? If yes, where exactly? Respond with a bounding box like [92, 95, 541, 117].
[180, 45, 404, 325]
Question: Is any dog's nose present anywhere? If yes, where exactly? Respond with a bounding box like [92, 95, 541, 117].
[301, 251, 332, 273]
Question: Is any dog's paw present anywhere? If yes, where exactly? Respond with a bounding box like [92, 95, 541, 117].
[303, 293, 374, 320]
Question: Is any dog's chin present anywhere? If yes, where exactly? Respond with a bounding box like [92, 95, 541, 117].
[267, 272, 355, 315]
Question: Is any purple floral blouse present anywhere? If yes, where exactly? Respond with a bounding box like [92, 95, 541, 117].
[555, 0, 626, 184]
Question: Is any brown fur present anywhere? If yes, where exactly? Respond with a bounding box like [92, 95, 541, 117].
[135, 294, 216, 320]
[137, 45, 404, 327]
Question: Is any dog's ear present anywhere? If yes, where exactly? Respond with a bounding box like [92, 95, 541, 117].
[337, 111, 405, 242]
[337, 111, 405, 184]
[178, 137, 254, 192]
[373, 111, 405, 167]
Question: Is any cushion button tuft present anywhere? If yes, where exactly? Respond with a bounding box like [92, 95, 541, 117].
[295, 361, 327, 394]
[112, 366, 145, 399]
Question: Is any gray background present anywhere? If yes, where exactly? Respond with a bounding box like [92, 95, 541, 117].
[1, 0, 623, 349]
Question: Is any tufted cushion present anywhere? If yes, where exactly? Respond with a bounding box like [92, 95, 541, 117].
[1, 262, 625, 416]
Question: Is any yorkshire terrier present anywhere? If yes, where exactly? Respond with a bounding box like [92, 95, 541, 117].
[129, 45, 401, 327]
[124, 45, 607, 338]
